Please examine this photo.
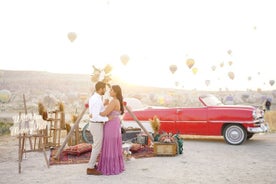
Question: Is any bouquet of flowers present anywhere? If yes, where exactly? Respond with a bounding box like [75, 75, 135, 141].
[158, 132, 175, 143]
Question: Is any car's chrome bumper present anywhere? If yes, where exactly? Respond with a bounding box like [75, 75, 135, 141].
[247, 123, 269, 133]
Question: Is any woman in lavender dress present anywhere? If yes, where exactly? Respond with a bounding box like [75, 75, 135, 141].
[98, 85, 125, 175]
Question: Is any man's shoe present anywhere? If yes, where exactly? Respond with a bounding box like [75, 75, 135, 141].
[87, 168, 102, 175]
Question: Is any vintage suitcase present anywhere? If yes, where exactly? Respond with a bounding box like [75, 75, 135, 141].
[122, 128, 141, 142]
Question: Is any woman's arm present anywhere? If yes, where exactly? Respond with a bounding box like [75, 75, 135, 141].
[100, 99, 116, 116]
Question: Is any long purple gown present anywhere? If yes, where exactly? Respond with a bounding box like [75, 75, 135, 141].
[98, 111, 125, 175]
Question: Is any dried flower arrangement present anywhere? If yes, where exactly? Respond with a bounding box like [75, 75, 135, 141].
[38, 102, 44, 115]
[71, 108, 78, 123]
[90, 65, 112, 84]
[158, 132, 176, 143]
[149, 115, 160, 139]
[58, 101, 64, 112]
[38, 102, 48, 120]
[71, 114, 78, 123]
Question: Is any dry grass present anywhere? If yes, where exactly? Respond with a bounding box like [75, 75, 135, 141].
[265, 111, 276, 132]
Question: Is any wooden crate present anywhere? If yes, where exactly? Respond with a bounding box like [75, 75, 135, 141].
[153, 142, 177, 156]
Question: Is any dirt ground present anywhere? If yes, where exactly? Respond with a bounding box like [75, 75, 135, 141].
[0, 133, 276, 184]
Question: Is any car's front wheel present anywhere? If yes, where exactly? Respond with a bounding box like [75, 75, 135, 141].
[247, 133, 254, 140]
[223, 124, 247, 145]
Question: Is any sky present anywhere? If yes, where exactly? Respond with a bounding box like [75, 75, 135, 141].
[0, 0, 276, 91]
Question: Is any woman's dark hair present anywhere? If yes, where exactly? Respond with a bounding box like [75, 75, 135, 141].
[112, 85, 124, 115]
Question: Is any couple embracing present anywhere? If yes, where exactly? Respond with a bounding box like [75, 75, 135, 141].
[87, 81, 125, 175]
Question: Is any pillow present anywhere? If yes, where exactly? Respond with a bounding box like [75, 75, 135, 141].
[63, 143, 92, 156]
[130, 143, 143, 153]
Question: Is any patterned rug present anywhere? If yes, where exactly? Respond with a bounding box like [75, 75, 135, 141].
[49, 148, 91, 165]
[130, 146, 155, 159]
[49, 146, 155, 165]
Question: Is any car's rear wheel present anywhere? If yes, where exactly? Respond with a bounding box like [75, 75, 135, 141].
[223, 124, 247, 145]
[82, 123, 93, 144]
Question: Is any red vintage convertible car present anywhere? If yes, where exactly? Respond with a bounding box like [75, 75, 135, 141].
[122, 94, 269, 145]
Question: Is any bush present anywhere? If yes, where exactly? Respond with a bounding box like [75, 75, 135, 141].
[0, 122, 13, 135]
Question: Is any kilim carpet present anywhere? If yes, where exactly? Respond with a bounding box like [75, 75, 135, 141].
[49, 146, 154, 165]
[49, 148, 91, 165]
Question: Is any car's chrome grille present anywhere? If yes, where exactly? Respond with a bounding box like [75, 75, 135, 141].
[253, 118, 265, 124]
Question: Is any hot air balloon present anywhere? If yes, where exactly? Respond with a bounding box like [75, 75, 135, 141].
[67, 32, 77, 42]
[205, 80, 210, 86]
[192, 67, 198, 75]
[248, 76, 252, 81]
[169, 64, 177, 74]
[211, 65, 216, 71]
[228, 71, 235, 80]
[227, 49, 232, 55]
[120, 55, 129, 66]
[186, 58, 195, 69]
[228, 61, 233, 66]
[220, 62, 224, 68]
[269, 80, 275, 86]
[0, 89, 12, 103]
[158, 96, 165, 105]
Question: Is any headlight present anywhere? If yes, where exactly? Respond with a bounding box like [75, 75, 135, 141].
[252, 110, 257, 119]
[252, 107, 265, 119]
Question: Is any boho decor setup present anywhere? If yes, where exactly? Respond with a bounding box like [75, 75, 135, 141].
[49, 63, 183, 163]
[54, 64, 113, 160]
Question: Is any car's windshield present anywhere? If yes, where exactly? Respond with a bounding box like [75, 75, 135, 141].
[200, 94, 224, 106]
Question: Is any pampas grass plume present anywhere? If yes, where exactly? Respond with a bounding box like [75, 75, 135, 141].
[58, 102, 64, 111]
[150, 115, 160, 134]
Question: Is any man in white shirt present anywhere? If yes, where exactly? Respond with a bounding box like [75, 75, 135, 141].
[87, 81, 108, 175]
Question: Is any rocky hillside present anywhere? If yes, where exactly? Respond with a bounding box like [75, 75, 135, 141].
[0, 69, 275, 118]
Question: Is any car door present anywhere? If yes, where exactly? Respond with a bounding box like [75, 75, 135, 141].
[175, 107, 209, 135]
[153, 108, 178, 134]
